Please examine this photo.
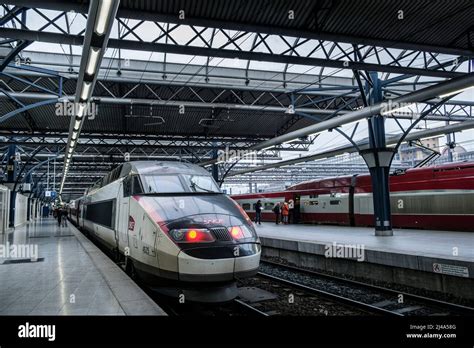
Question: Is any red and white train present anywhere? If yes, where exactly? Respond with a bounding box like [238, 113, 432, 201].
[232, 162, 474, 232]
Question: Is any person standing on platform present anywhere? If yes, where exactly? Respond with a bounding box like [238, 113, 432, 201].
[255, 200, 262, 225]
[288, 199, 294, 223]
[282, 201, 289, 224]
[273, 202, 281, 224]
[57, 208, 62, 227]
[61, 208, 68, 227]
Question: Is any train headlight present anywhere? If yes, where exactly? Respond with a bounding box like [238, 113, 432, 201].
[169, 228, 215, 243]
[170, 229, 185, 241]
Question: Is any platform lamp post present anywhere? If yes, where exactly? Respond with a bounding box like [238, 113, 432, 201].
[360, 72, 396, 236]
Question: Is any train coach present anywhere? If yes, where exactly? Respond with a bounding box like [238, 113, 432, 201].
[232, 162, 474, 232]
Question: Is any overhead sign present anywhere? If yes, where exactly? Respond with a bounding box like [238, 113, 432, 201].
[45, 191, 57, 198]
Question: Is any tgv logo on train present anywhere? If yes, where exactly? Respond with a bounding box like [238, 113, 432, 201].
[55, 100, 98, 120]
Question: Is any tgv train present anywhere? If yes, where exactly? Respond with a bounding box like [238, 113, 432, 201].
[68, 161, 261, 302]
[232, 162, 474, 232]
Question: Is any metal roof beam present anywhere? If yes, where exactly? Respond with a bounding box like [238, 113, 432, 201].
[4, 1, 474, 56]
[0, 27, 466, 78]
[227, 120, 474, 177]
[201, 73, 474, 166]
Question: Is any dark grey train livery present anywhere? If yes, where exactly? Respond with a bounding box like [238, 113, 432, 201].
[69, 161, 261, 302]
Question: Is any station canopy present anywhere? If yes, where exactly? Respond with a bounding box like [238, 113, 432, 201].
[0, 0, 473, 199]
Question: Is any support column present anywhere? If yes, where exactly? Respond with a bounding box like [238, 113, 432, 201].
[25, 173, 32, 221]
[6, 145, 19, 227]
[211, 143, 219, 182]
[6, 144, 18, 183]
[361, 72, 395, 236]
[360, 148, 395, 236]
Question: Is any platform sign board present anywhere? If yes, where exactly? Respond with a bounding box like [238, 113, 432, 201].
[433, 263, 469, 278]
[45, 191, 57, 198]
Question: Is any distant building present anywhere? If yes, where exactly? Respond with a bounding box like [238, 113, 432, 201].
[396, 136, 441, 166]
[438, 145, 474, 163]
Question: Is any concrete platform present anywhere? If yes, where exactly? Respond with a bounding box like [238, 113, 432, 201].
[254, 223, 474, 300]
[0, 218, 167, 315]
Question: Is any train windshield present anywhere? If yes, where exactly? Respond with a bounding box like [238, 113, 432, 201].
[185, 174, 221, 193]
[140, 174, 221, 194]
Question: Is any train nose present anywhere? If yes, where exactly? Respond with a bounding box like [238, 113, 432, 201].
[165, 214, 261, 282]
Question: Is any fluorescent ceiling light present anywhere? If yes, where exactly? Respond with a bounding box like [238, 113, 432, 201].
[85, 48, 101, 76]
[80, 81, 92, 101]
[70, 140, 76, 148]
[76, 103, 86, 118]
[95, 0, 113, 35]
[71, 131, 78, 140]
[439, 86, 474, 98]
[73, 119, 81, 130]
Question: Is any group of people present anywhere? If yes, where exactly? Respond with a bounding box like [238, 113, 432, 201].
[254, 199, 294, 225]
[53, 207, 68, 227]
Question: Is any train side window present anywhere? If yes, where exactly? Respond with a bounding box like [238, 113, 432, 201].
[123, 176, 132, 197]
[330, 200, 341, 205]
[309, 201, 319, 205]
[242, 203, 251, 210]
[264, 202, 274, 210]
[132, 175, 143, 194]
[252, 203, 257, 210]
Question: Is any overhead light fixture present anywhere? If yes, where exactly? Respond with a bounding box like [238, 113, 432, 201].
[85, 48, 101, 76]
[76, 103, 86, 118]
[94, 0, 113, 35]
[439, 86, 474, 98]
[80, 81, 92, 101]
[70, 140, 76, 148]
[73, 119, 81, 130]
[71, 131, 78, 140]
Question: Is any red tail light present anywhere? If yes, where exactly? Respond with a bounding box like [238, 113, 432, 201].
[229, 226, 244, 239]
[228, 225, 253, 240]
[170, 228, 215, 243]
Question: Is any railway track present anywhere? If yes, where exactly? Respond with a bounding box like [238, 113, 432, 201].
[260, 259, 474, 316]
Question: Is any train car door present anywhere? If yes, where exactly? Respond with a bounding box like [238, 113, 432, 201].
[293, 194, 301, 223]
[117, 181, 130, 252]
